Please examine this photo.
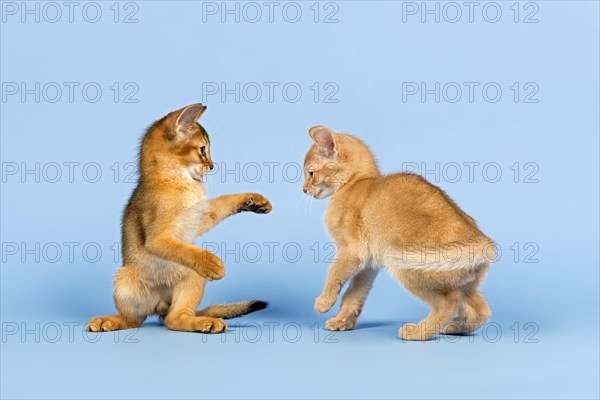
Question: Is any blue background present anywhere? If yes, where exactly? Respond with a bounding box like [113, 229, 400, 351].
[1, 1, 599, 399]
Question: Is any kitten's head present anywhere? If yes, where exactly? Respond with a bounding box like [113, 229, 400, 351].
[303, 126, 379, 199]
[142, 104, 213, 181]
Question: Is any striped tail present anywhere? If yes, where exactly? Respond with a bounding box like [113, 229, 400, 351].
[196, 300, 268, 319]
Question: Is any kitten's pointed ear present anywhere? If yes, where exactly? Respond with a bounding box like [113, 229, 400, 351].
[175, 104, 207, 137]
[309, 126, 336, 158]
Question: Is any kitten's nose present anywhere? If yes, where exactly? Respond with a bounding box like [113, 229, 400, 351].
[208, 163, 214, 171]
[303, 187, 308, 194]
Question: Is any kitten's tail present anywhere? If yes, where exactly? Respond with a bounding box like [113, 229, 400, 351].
[389, 236, 497, 271]
[196, 300, 268, 319]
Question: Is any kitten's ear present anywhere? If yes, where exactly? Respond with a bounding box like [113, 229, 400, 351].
[309, 126, 336, 158]
[174, 104, 207, 137]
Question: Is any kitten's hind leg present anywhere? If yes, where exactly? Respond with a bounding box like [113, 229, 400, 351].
[326, 267, 378, 331]
[398, 290, 460, 341]
[443, 264, 491, 335]
[156, 300, 171, 319]
[163, 272, 227, 333]
[87, 264, 153, 332]
[442, 290, 490, 335]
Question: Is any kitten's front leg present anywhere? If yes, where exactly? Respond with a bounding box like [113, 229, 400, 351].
[197, 193, 272, 236]
[315, 252, 362, 313]
[326, 267, 378, 331]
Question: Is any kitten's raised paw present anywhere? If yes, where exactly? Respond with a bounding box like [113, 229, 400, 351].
[314, 294, 336, 313]
[240, 194, 272, 214]
[325, 315, 357, 331]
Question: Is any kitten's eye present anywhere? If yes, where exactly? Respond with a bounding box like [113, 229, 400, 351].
[309, 171, 314, 178]
[200, 146, 206, 156]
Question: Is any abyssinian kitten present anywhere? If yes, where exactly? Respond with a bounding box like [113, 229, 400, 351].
[303, 126, 496, 341]
[87, 104, 272, 333]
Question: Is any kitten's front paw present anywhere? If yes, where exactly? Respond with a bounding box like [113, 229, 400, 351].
[325, 315, 357, 331]
[198, 252, 226, 281]
[314, 294, 336, 313]
[240, 194, 272, 214]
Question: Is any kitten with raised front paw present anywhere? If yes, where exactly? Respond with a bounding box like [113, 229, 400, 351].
[303, 126, 496, 341]
[87, 104, 271, 333]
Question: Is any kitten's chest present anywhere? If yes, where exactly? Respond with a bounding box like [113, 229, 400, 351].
[174, 193, 208, 242]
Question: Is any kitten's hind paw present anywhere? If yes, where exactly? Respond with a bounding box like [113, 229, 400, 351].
[86, 315, 139, 332]
[398, 323, 437, 341]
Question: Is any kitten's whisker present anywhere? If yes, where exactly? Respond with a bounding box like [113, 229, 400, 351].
[295, 194, 305, 210]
